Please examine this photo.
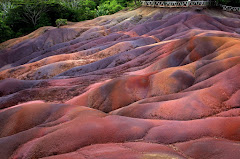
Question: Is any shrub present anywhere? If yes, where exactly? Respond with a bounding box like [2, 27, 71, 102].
[96, 0, 123, 16]
[60, 0, 97, 21]
[0, 18, 13, 43]
[126, 0, 141, 11]
[96, 3, 110, 16]
[56, 18, 67, 28]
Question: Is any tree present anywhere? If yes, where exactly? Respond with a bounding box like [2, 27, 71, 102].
[59, 0, 81, 10]
[59, 0, 97, 21]
[21, 1, 48, 27]
[0, 0, 16, 20]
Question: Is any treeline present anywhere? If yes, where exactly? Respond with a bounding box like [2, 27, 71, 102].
[0, 0, 140, 43]
[216, 0, 240, 6]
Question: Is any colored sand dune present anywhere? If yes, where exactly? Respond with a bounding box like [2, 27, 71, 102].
[0, 7, 240, 159]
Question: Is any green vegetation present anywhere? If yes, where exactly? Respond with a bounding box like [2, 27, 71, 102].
[56, 19, 67, 28]
[0, 15, 13, 42]
[0, 0, 140, 43]
[216, 0, 240, 6]
[96, 0, 123, 16]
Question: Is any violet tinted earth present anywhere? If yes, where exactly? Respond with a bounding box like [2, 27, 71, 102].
[0, 7, 240, 159]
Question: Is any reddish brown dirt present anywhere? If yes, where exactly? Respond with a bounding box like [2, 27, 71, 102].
[0, 7, 240, 159]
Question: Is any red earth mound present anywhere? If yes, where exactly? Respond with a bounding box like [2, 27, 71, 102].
[0, 7, 240, 159]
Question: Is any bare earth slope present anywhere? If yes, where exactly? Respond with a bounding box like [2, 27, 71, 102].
[0, 7, 240, 159]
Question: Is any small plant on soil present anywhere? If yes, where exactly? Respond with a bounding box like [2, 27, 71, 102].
[56, 19, 67, 28]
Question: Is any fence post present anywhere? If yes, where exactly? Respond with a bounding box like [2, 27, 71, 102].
[188, 0, 191, 7]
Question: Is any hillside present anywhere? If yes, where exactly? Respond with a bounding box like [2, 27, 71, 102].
[0, 7, 240, 159]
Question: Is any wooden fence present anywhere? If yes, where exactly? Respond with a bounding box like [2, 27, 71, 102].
[141, 1, 240, 12]
[141, 1, 215, 7]
[219, 4, 240, 12]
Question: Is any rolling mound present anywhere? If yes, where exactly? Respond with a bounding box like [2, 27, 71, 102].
[0, 7, 240, 159]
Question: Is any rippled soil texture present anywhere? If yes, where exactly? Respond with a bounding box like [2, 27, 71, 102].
[1, 7, 240, 159]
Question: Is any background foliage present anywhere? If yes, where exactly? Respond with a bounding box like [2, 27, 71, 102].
[216, 0, 240, 6]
